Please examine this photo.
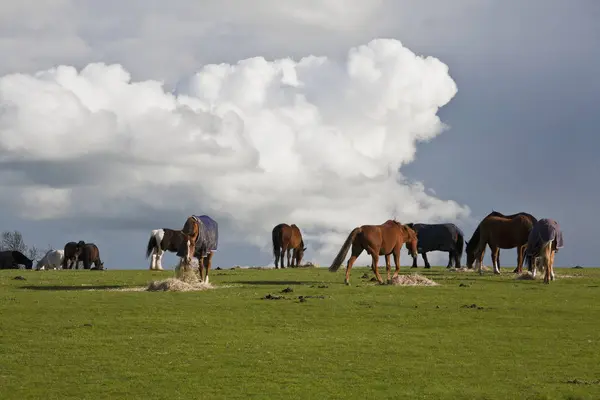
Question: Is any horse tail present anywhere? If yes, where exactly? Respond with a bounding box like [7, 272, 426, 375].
[272, 225, 280, 259]
[146, 231, 158, 259]
[329, 227, 361, 272]
[456, 230, 464, 260]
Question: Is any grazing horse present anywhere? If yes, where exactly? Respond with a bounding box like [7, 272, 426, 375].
[0, 250, 33, 269]
[466, 211, 537, 273]
[472, 215, 534, 275]
[272, 223, 307, 269]
[177, 215, 219, 284]
[329, 220, 418, 285]
[146, 228, 188, 270]
[525, 218, 564, 284]
[62, 241, 85, 269]
[405, 223, 464, 269]
[80, 243, 104, 270]
[36, 249, 64, 270]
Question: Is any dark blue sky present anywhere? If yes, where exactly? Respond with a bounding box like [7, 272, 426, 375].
[0, 1, 598, 269]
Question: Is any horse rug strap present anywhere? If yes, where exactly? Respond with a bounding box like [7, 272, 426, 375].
[192, 215, 219, 254]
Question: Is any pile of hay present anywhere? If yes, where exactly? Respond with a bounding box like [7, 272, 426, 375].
[147, 260, 213, 292]
[450, 266, 488, 273]
[391, 273, 439, 286]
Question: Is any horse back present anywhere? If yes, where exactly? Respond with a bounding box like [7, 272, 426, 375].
[409, 223, 460, 252]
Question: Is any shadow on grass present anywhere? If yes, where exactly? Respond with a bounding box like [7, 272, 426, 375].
[20, 285, 132, 291]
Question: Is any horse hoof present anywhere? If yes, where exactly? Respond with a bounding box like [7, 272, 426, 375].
[344, 281, 350, 286]
[387, 279, 392, 285]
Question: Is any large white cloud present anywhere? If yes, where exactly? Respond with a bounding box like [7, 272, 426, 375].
[0, 38, 469, 265]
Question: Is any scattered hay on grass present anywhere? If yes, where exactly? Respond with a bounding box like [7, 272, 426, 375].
[391, 273, 439, 286]
[515, 271, 536, 280]
[449, 266, 488, 273]
[147, 278, 213, 292]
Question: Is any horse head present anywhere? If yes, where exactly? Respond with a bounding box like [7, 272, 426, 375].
[176, 234, 195, 264]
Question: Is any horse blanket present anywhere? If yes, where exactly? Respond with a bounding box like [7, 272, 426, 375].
[192, 215, 219, 258]
[526, 218, 564, 257]
[409, 223, 463, 253]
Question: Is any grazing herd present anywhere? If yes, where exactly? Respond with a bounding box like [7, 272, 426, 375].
[1, 210, 564, 285]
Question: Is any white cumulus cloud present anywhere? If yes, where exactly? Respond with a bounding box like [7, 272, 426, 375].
[0, 38, 469, 266]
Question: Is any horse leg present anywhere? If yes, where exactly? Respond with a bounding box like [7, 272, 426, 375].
[344, 244, 362, 286]
[446, 252, 453, 268]
[204, 252, 213, 284]
[411, 253, 418, 268]
[543, 246, 551, 284]
[516, 246, 524, 274]
[550, 250, 555, 281]
[454, 249, 461, 269]
[422, 253, 431, 269]
[274, 246, 280, 269]
[279, 245, 287, 269]
[385, 254, 392, 284]
[392, 248, 401, 280]
[155, 248, 165, 271]
[371, 253, 384, 284]
[491, 246, 500, 274]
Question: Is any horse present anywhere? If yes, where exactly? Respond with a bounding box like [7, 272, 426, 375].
[525, 218, 563, 284]
[272, 223, 307, 269]
[466, 211, 537, 273]
[405, 223, 464, 269]
[177, 215, 219, 284]
[36, 249, 64, 270]
[80, 243, 104, 270]
[146, 228, 188, 270]
[62, 241, 85, 269]
[329, 220, 418, 285]
[0, 250, 33, 269]
[471, 215, 534, 275]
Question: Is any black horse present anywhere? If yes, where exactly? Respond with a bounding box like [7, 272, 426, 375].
[0, 250, 33, 269]
[62, 241, 86, 269]
[405, 223, 464, 268]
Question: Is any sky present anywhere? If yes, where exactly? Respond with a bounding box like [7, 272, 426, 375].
[0, 0, 598, 270]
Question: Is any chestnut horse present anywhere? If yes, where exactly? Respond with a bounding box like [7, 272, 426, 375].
[329, 220, 418, 285]
[177, 215, 218, 284]
[525, 218, 564, 284]
[466, 211, 537, 273]
[272, 223, 306, 269]
[471, 215, 534, 275]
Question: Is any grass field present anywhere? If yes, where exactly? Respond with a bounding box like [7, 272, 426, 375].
[1, 266, 600, 400]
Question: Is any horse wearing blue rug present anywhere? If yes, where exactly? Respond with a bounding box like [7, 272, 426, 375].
[177, 215, 219, 284]
[525, 218, 563, 284]
[405, 223, 464, 268]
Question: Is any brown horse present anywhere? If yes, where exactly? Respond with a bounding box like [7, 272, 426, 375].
[62, 241, 86, 269]
[466, 211, 537, 273]
[471, 215, 534, 275]
[80, 243, 104, 270]
[329, 220, 418, 285]
[177, 215, 218, 284]
[272, 223, 306, 269]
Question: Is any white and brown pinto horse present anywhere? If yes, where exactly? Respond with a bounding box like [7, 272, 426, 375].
[145, 228, 188, 270]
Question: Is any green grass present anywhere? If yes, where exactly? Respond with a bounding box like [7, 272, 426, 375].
[1, 266, 600, 400]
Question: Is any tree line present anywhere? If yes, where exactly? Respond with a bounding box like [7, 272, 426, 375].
[0, 230, 51, 261]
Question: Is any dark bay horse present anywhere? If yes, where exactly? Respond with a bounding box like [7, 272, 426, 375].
[80, 243, 104, 270]
[62, 241, 86, 269]
[0, 250, 33, 269]
[525, 218, 564, 283]
[177, 215, 219, 284]
[466, 211, 537, 273]
[329, 220, 418, 285]
[272, 223, 306, 269]
[405, 223, 464, 269]
[146, 228, 188, 270]
[471, 215, 534, 275]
